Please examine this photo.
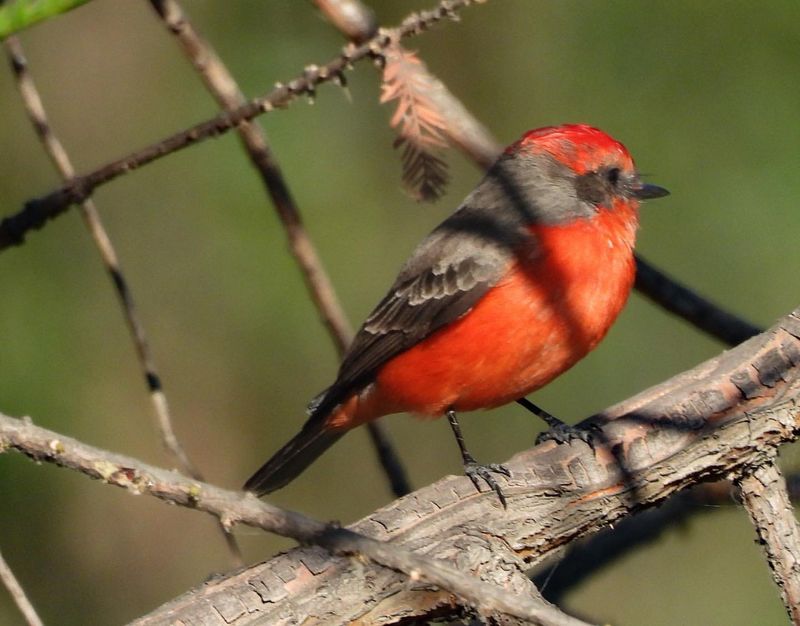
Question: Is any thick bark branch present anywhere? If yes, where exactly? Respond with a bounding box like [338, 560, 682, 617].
[127, 306, 800, 623]
[0, 413, 587, 626]
[738, 462, 800, 624]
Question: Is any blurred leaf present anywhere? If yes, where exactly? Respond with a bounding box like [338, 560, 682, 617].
[0, 0, 92, 38]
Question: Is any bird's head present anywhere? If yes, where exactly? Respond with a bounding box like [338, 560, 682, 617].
[495, 124, 669, 224]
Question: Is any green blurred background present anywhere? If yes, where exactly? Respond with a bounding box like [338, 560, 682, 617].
[1, 1, 799, 623]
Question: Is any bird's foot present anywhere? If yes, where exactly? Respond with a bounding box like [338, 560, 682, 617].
[536, 420, 600, 447]
[517, 398, 599, 448]
[463, 461, 511, 508]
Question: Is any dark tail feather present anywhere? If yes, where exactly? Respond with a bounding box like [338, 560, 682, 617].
[244, 420, 346, 496]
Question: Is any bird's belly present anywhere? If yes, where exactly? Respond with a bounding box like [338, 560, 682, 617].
[373, 238, 635, 417]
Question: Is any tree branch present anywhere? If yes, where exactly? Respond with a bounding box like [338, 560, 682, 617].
[0, 412, 588, 626]
[0, 0, 483, 251]
[738, 461, 800, 624]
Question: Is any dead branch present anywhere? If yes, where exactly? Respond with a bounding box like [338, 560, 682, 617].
[87, 307, 800, 623]
[0, 0, 483, 251]
[0, 412, 588, 626]
[738, 461, 800, 623]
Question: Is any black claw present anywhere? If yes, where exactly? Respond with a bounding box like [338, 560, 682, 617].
[536, 422, 597, 448]
[447, 410, 510, 507]
[463, 462, 510, 507]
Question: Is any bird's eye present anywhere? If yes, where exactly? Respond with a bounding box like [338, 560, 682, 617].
[606, 167, 621, 187]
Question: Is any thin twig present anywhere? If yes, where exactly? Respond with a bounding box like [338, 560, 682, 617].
[3, 35, 243, 566]
[0, 0, 482, 251]
[0, 412, 588, 626]
[738, 461, 800, 624]
[0, 549, 43, 626]
[146, 0, 410, 498]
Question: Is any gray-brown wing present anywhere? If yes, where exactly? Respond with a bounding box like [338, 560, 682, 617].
[309, 207, 527, 418]
[339, 255, 502, 385]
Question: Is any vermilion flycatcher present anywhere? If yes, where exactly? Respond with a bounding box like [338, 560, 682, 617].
[245, 124, 668, 503]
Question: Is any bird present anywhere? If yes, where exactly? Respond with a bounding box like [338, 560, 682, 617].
[244, 124, 668, 504]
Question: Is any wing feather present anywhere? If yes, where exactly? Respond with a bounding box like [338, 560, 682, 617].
[310, 204, 531, 419]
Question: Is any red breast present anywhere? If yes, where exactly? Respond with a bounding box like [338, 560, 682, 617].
[324, 202, 639, 429]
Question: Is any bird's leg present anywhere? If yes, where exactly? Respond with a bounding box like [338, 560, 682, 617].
[516, 397, 597, 446]
[446, 410, 510, 507]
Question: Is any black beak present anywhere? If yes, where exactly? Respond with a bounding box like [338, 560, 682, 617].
[633, 182, 670, 200]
